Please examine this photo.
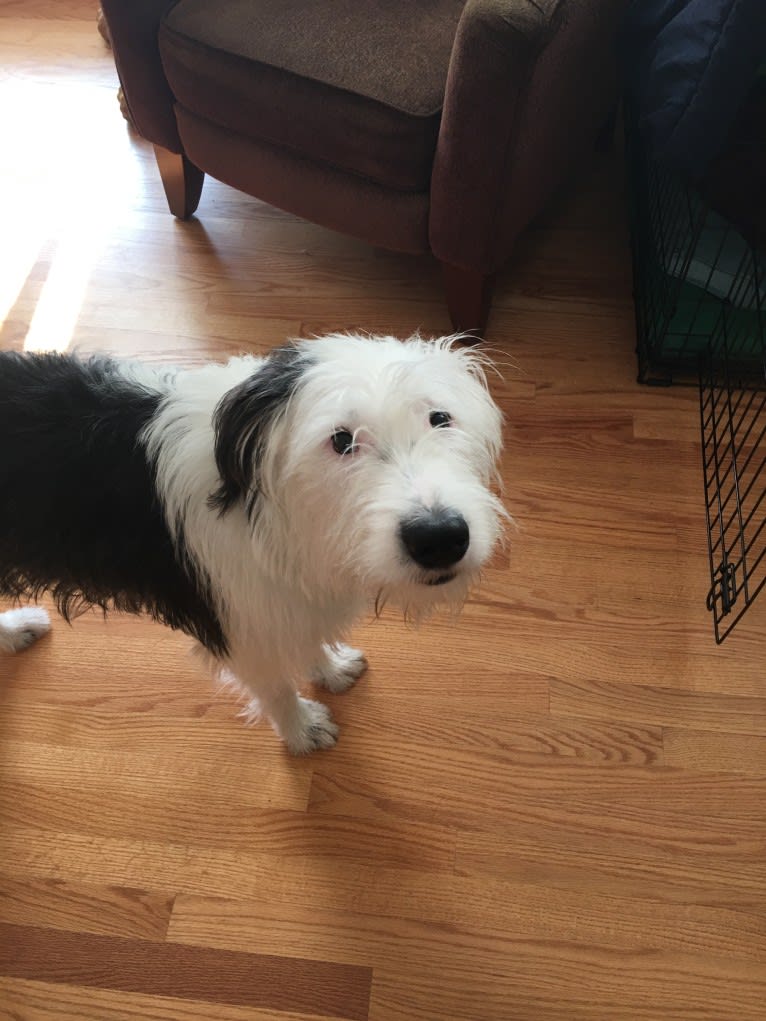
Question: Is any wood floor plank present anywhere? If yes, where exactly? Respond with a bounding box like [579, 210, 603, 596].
[308, 742, 766, 839]
[11, 700, 644, 765]
[0, 923, 371, 1020]
[0, 876, 173, 941]
[0, 824, 459, 907]
[1, 775, 454, 866]
[168, 890, 766, 966]
[455, 825, 766, 910]
[0, 977, 345, 1021]
[168, 900, 766, 1021]
[325, 702, 664, 766]
[550, 677, 766, 734]
[1, 738, 312, 815]
[367, 949, 766, 1021]
[663, 728, 766, 774]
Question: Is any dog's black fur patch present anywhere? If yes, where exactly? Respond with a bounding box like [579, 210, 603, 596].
[0, 351, 227, 655]
[210, 343, 311, 519]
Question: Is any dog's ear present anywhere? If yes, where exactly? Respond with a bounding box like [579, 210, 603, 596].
[209, 344, 310, 517]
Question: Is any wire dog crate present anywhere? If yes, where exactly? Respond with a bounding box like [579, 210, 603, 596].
[626, 104, 765, 386]
[700, 331, 766, 641]
[626, 101, 766, 640]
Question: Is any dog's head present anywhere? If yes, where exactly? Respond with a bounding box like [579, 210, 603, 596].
[211, 334, 505, 614]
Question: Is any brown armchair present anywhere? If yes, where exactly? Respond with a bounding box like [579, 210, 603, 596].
[101, 0, 625, 334]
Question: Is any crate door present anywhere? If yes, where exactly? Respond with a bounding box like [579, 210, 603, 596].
[700, 340, 766, 641]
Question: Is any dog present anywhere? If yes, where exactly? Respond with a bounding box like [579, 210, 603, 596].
[0, 334, 504, 753]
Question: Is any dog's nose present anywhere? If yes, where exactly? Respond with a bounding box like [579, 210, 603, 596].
[400, 510, 470, 570]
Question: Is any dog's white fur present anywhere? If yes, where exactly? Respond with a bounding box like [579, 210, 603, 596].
[1, 335, 504, 753]
[0, 606, 51, 653]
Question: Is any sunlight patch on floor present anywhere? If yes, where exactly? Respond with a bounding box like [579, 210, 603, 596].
[0, 76, 142, 351]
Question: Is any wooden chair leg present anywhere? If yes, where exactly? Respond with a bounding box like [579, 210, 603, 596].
[441, 262, 494, 339]
[153, 144, 204, 220]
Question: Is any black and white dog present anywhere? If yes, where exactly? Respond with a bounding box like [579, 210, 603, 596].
[0, 335, 504, 752]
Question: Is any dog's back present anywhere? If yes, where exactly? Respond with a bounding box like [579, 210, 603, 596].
[0, 352, 225, 651]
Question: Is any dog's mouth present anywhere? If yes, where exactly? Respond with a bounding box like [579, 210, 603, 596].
[423, 571, 457, 587]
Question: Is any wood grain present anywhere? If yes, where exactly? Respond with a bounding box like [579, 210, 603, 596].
[166, 899, 766, 1021]
[0, 979, 346, 1021]
[551, 677, 766, 732]
[1, 3, 765, 1020]
[0, 923, 371, 1019]
[663, 728, 766, 774]
[0, 877, 173, 941]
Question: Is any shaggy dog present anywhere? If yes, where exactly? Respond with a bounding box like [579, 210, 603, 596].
[0, 335, 504, 752]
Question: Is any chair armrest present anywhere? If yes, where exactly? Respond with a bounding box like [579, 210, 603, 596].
[100, 0, 182, 151]
[430, 0, 624, 274]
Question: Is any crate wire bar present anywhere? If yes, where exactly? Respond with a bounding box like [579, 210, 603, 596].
[696, 235, 765, 641]
[700, 336, 766, 642]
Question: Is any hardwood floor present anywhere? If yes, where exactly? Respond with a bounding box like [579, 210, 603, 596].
[1, 4, 765, 1020]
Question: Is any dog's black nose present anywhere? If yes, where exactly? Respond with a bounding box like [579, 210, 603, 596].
[400, 510, 470, 570]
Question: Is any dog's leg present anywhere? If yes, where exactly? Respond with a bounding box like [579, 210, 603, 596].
[226, 647, 340, 755]
[265, 687, 340, 755]
[311, 643, 368, 694]
[0, 607, 51, 653]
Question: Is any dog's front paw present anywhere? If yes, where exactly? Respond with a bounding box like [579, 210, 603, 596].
[0, 607, 51, 654]
[282, 697, 339, 755]
[312, 643, 368, 694]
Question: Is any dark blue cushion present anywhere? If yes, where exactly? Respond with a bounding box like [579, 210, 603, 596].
[622, 0, 766, 177]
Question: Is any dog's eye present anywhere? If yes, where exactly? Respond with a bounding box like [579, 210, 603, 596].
[331, 429, 356, 455]
[429, 410, 452, 429]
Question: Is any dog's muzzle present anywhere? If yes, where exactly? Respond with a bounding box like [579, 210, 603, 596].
[399, 508, 470, 575]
